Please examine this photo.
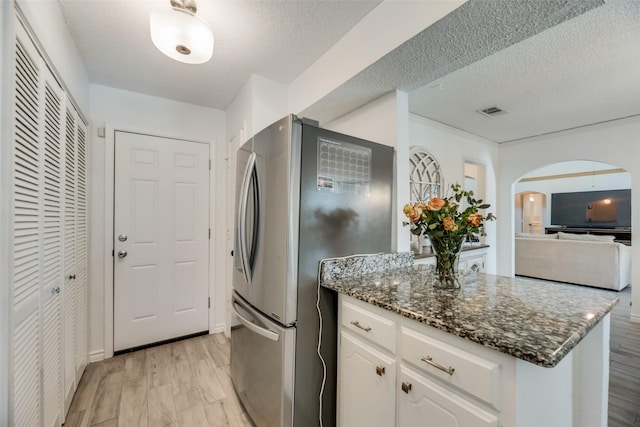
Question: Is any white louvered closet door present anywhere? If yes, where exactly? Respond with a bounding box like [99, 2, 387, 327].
[62, 107, 77, 411]
[42, 65, 65, 427]
[10, 17, 88, 427]
[61, 105, 89, 413]
[74, 114, 88, 381]
[12, 21, 44, 427]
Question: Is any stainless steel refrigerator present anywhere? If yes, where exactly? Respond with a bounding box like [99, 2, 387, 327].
[231, 115, 393, 427]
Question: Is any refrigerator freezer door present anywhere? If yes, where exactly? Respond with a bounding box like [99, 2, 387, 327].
[233, 115, 302, 325]
[231, 292, 295, 427]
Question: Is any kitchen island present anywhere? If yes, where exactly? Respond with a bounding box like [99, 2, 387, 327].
[319, 252, 619, 427]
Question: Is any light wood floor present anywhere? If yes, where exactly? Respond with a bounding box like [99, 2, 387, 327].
[65, 288, 640, 427]
[63, 333, 252, 427]
[609, 286, 640, 427]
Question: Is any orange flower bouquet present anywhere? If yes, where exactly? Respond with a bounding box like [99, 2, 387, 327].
[403, 184, 496, 288]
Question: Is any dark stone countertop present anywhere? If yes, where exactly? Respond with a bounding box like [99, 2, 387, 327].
[320, 256, 619, 368]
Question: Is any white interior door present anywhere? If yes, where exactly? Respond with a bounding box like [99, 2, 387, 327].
[114, 131, 210, 351]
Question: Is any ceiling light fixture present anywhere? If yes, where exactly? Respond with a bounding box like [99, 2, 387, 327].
[150, 0, 213, 64]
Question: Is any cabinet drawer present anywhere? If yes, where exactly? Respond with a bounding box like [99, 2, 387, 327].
[398, 365, 499, 427]
[342, 300, 396, 353]
[400, 326, 500, 408]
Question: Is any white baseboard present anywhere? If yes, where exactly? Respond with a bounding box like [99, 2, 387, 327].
[630, 313, 640, 324]
[89, 350, 105, 363]
[212, 323, 226, 334]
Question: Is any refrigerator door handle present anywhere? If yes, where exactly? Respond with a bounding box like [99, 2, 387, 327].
[238, 152, 257, 284]
[232, 302, 280, 342]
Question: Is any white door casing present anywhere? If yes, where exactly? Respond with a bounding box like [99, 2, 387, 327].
[113, 131, 210, 351]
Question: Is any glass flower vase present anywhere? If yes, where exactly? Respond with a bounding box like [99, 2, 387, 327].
[428, 233, 465, 289]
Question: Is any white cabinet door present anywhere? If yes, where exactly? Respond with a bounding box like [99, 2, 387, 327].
[397, 365, 499, 427]
[339, 332, 396, 427]
[462, 253, 485, 274]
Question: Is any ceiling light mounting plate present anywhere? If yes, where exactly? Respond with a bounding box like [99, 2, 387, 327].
[170, 0, 197, 14]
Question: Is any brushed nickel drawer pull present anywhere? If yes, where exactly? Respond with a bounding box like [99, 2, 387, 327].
[421, 356, 455, 376]
[401, 382, 412, 394]
[376, 365, 385, 376]
[350, 320, 371, 332]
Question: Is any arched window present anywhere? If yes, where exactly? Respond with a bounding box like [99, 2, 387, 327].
[409, 148, 442, 202]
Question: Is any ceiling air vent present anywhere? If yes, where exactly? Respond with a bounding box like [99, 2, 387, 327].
[477, 106, 508, 117]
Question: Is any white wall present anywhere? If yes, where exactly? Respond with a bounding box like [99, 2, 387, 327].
[497, 116, 640, 321]
[226, 74, 288, 144]
[409, 115, 499, 273]
[88, 84, 226, 359]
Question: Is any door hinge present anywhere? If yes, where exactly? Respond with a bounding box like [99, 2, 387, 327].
[208, 297, 211, 308]
[209, 228, 211, 239]
[209, 159, 211, 170]
[112, 249, 114, 257]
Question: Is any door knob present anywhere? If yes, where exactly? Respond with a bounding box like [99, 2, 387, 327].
[118, 250, 128, 258]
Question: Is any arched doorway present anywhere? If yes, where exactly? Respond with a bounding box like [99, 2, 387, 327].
[514, 160, 631, 238]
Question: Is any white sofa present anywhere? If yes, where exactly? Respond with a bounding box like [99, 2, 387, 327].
[515, 232, 631, 291]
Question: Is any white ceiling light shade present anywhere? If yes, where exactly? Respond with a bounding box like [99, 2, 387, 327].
[150, 0, 213, 65]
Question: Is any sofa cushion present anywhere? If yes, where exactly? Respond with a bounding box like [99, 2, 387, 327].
[515, 232, 557, 239]
[557, 231, 615, 242]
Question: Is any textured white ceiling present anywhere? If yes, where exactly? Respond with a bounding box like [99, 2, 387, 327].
[58, 0, 640, 143]
[408, 0, 640, 143]
[58, 0, 381, 109]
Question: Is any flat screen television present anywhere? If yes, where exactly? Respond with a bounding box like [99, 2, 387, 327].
[550, 189, 631, 228]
